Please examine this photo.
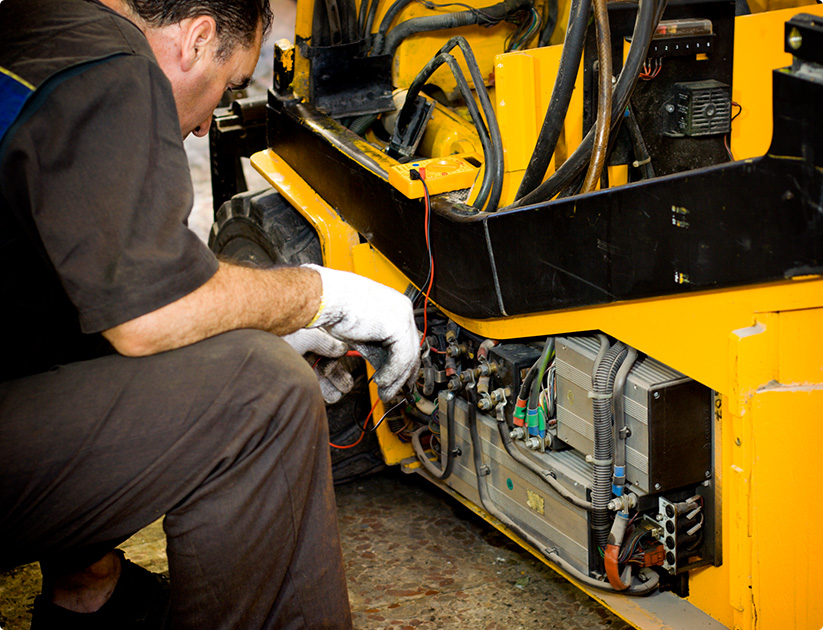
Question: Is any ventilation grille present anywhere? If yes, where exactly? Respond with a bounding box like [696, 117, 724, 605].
[669, 79, 731, 137]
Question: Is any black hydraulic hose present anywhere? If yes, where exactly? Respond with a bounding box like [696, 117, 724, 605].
[507, 0, 665, 208]
[380, 0, 531, 58]
[360, 0, 381, 38]
[437, 37, 504, 211]
[580, 0, 613, 193]
[591, 342, 628, 550]
[466, 383, 659, 595]
[370, 0, 418, 53]
[349, 113, 379, 136]
[514, 0, 590, 201]
[537, 0, 558, 47]
[412, 393, 457, 480]
[612, 347, 637, 497]
[392, 48, 495, 209]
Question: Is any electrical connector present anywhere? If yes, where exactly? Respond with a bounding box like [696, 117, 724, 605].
[642, 544, 666, 567]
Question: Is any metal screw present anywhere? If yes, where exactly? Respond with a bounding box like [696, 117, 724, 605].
[735, 437, 742, 446]
[665, 103, 675, 113]
[654, 483, 661, 490]
[653, 391, 660, 399]
[705, 471, 711, 478]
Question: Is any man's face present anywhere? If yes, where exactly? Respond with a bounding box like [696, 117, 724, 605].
[176, 27, 263, 138]
[166, 19, 262, 138]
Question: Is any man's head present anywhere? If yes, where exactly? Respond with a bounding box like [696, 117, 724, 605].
[116, 0, 272, 137]
[123, 0, 273, 61]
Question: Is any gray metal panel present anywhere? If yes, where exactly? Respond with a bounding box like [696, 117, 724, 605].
[440, 394, 593, 574]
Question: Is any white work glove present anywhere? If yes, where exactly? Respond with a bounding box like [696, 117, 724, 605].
[282, 328, 354, 404]
[304, 264, 420, 401]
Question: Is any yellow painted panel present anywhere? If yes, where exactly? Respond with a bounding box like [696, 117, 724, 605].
[750, 385, 823, 630]
[688, 391, 733, 628]
[250, 150, 360, 272]
[778, 307, 823, 384]
[746, 0, 815, 14]
[352, 243, 416, 464]
[493, 43, 583, 205]
[732, 4, 823, 160]
[495, 51, 542, 173]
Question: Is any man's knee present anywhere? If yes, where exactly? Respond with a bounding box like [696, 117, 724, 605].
[196, 329, 325, 413]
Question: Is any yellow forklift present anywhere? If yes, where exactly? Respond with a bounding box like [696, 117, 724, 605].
[208, 0, 823, 626]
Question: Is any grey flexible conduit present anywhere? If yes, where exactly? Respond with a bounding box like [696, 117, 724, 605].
[591, 342, 628, 550]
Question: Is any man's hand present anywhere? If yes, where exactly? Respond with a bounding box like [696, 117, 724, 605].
[282, 329, 354, 404]
[304, 265, 420, 401]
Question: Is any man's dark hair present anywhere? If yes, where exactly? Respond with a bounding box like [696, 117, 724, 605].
[124, 0, 274, 59]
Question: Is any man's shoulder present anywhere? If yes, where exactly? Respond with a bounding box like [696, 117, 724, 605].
[0, 0, 155, 90]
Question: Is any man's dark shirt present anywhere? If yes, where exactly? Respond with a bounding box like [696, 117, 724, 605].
[0, 0, 219, 382]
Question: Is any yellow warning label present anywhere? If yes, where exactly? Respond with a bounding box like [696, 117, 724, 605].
[526, 489, 545, 515]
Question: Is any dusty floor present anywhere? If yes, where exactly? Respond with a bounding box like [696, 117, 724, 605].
[0, 470, 630, 630]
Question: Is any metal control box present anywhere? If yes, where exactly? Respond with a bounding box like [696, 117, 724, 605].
[554, 336, 712, 494]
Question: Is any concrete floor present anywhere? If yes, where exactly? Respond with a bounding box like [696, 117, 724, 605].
[0, 470, 630, 630]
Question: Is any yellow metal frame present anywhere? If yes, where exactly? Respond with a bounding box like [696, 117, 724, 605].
[253, 142, 823, 628]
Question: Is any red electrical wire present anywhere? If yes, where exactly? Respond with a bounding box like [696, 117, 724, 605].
[420, 176, 434, 346]
[330, 398, 380, 449]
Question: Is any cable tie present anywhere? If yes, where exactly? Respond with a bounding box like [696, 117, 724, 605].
[588, 391, 612, 400]
[632, 157, 652, 167]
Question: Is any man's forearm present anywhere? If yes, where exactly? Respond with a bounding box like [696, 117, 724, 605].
[103, 262, 322, 356]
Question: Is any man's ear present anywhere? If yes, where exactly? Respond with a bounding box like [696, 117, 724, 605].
[180, 16, 218, 72]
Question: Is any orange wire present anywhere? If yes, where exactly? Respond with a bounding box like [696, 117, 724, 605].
[329, 398, 380, 449]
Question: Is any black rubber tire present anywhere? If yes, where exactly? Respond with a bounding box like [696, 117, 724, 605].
[209, 188, 385, 484]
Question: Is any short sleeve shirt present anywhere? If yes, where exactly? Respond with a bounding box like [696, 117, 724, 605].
[0, 0, 219, 381]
